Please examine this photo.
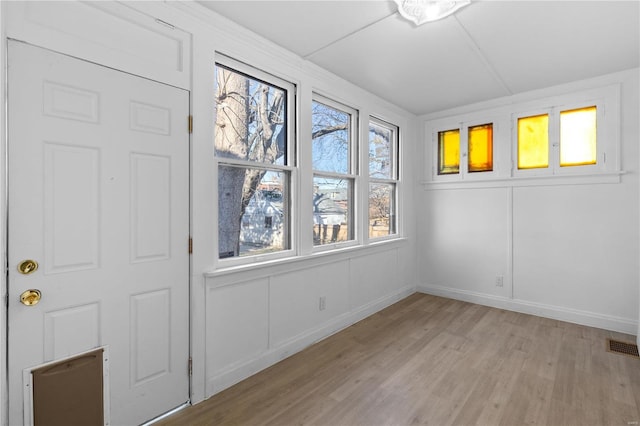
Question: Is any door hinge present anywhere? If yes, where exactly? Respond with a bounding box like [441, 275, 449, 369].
[188, 357, 192, 377]
[188, 237, 193, 254]
[188, 115, 193, 134]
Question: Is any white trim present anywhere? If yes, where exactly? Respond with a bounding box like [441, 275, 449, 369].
[368, 116, 400, 242]
[422, 170, 625, 190]
[5, 2, 191, 90]
[311, 93, 360, 250]
[417, 284, 637, 335]
[0, 3, 7, 425]
[212, 57, 298, 268]
[206, 237, 409, 287]
[424, 83, 621, 186]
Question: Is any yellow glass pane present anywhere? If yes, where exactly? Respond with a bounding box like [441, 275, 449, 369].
[518, 114, 549, 169]
[468, 123, 493, 172]
[438, 129, 459, 175]
[560, 106, 597, 167]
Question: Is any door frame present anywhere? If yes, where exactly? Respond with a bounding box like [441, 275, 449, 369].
[1, 38, 193, 426]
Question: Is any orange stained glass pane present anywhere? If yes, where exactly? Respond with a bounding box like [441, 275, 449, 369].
[560, 106, 597, 167]
[518, 114, 549, 169]
[438, 129, 459, 175]
[468, 123, 493, 172]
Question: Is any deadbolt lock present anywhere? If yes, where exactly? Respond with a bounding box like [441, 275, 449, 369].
[17, 259, 38, 275]
[20, 289, 42, 306]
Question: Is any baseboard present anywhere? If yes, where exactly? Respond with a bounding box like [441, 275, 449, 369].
[206, 284, 415, 397]
[417, 284, 638, 335]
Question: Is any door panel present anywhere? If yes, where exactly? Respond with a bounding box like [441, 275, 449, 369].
[8, 41, 190, 425]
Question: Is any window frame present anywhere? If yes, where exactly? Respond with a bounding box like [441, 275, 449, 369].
[425, 84, 620, 188]
[311, 94, 359, 251]
[214, 55, 298, 267]
[368, 116, 400, 242]
[512, 98, 606, 178]
[430, 115, 499, 182]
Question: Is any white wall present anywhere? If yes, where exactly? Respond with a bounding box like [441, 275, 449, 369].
[0, 2, 6, 420]
[173, 2, 419, 398]
[204, 244, 413, 395]
[4, 1, 636, 423]
[0, 2, 418, 420]
[418, 69, 640, 335]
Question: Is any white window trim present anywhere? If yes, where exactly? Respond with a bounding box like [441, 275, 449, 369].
[312, 94, 360, 252]
[513, 99, 610, 178]
[424, 83, 621, 189]
[214, 55, 298, 268]
[368, 116, 400, 242]
[429, 113, 505, 182]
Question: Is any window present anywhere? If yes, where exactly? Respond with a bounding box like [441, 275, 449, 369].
[434, 121, 495, 179]
[468, 124, 493, 172]
[426, 84, 619, 187]
[437, 129, 460, 175]
[516, 104, 599, 174]
[560, 106, 597, 167]
[312, 96, 357, 246]
[369, 118, 399, 239]
[517, 114, 549, 170]
[215, 59, 295, 260]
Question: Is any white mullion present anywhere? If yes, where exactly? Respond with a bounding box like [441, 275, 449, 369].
[216, 157, 293, 173]
[549, 107, 560, 174]
[460, 122, 469, 179]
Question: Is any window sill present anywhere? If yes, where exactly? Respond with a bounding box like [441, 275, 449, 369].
[421, 171, 626, 190]
[204, 237, 409, 286]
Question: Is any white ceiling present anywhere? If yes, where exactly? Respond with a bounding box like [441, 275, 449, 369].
[197, 1, 640, 115]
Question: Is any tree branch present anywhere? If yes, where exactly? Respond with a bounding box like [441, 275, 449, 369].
[312, 124, 348, 140]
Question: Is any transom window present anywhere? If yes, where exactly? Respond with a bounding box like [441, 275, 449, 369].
[427, 84, 618, 186]
[436, 122, 494, 177]
[560, 106, 597, 167]
[437, 129, 460, 175]
[516, 105, 598, 173]
[468, 123, 493, 172]
[517, 114, 549, 170]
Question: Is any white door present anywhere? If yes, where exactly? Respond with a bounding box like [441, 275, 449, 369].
[7, 41, 190, 425]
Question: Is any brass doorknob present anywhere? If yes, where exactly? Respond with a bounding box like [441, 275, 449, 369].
[20, 289, 42, 306]
[17, 259, 38, 275]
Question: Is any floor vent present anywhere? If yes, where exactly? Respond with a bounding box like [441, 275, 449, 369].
[607, 339, 640, 358]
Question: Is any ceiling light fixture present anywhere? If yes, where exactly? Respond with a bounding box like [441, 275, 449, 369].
[394, 0, 471, 26]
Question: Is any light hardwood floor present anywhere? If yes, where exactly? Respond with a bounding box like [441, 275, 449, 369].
[159, 293, 640, 426]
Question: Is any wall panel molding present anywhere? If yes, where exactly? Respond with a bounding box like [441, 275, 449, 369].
[206, 284, 414, 396]
[6, 1, 191, 89]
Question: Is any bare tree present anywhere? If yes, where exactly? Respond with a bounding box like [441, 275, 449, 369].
[215, 67, 351, 257]
[215, 67, 284, 257]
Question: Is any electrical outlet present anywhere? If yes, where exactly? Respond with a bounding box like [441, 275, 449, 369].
[495, 276, 504, 287]
[319, 296, 326, 311]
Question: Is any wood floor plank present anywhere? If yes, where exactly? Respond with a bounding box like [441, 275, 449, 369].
[158, 294, 640, 426]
